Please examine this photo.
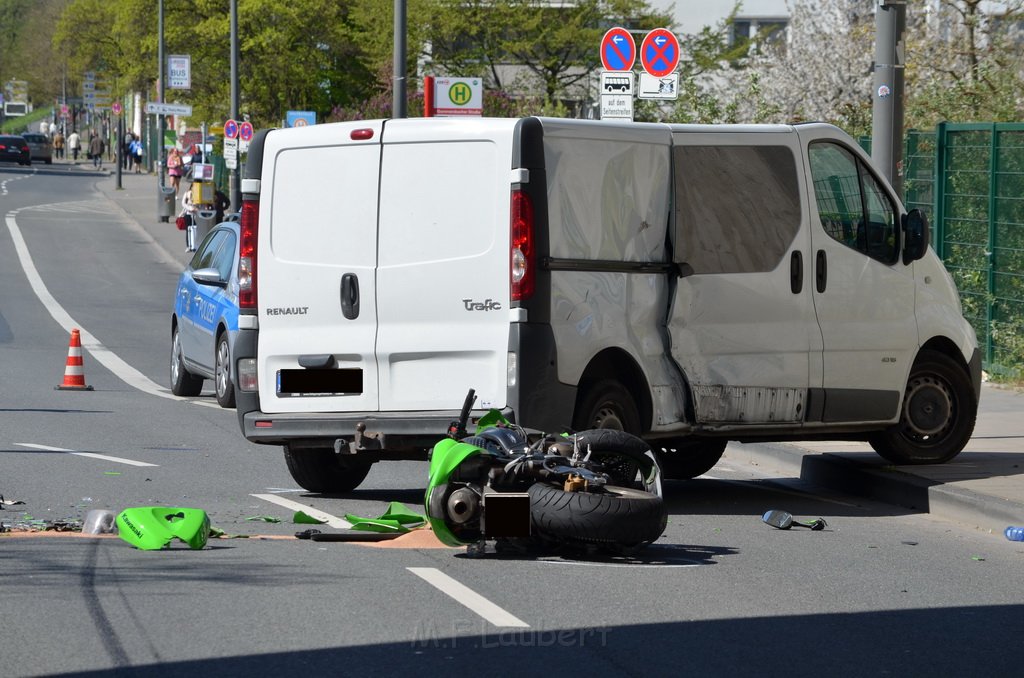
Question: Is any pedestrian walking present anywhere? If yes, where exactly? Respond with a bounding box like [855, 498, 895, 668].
[67, 130, 81, 162]
[89, 132, 105, 169]
[53, 130, 65, 160]
[129, 136, 144, 173]
[167, 147, 184, 194]
[122, 130, 133, 171]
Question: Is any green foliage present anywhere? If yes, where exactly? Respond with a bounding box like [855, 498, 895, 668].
[422, 0, 671, 105]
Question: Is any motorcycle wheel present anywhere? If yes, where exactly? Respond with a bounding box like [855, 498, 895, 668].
[570, 429, 658, 492]
[529, 483, 667, 551]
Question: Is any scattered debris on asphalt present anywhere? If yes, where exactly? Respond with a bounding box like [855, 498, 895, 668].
[344, 501, 427, 534]
[293, 511, 325, 525]
[245, 515, 282, 523]
[1, 495, 26, 509]
[762, 509, 828, 531]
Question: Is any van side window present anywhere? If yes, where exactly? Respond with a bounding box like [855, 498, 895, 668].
[673, 145, 801, 274]
[808, 142, 898, 264]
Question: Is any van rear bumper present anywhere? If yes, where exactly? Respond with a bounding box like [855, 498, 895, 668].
[241, 409, 517, 453]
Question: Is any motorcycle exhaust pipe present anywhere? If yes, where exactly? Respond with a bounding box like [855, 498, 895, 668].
[446, 487, 481, 524]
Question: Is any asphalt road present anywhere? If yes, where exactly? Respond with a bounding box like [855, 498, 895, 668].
[2, 168, 1023, 677]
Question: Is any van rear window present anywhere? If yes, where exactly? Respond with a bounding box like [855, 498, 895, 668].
[673, 145, 801, 274]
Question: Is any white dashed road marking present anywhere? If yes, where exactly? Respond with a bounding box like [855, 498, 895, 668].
[407, 567, 530, 628]
[15, 443, 159, 467]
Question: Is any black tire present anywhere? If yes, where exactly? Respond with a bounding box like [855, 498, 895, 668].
[170, 326, 203, 396]
[573, 379, 641, 435]
[569, 429, 658, 491]
[655, 439, 727, 480]
[529, 483, 667, 549]
[869, 349, 977, 465]
[214, 333, 235, 408]
[284, 445, 373, 493]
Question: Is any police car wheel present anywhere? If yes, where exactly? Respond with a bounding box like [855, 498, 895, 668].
[170, 327, 203, 397]
[214, 334, 235, 408]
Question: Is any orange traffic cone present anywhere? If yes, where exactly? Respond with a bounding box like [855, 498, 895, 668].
[55, 328, 93, 391]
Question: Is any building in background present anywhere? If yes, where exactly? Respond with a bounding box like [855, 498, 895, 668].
[657, 0, 789, 38]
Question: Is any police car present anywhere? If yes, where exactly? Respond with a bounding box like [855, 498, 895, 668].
[170, 221, 240, 407]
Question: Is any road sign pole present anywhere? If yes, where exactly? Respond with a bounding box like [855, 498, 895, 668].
[230, 0, 241, 212]
[116, 114, 123, 190]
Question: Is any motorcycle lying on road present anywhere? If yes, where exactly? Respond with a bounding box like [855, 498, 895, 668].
[425, 390, 668, 555]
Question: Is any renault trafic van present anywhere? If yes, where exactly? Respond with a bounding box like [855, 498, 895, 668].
[234, 117, 980, 492]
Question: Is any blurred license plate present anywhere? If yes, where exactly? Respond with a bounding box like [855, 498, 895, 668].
[277, 368, 362, 396]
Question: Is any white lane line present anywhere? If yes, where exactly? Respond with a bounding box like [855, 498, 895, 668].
[250, 493, 353, 529]
[4, 209, 180, 401]
[15, 443, 159, 467]
[407, 567, 530, 628]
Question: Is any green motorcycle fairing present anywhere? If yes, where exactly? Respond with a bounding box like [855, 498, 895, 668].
[116, 507, 210, 550]
[425, 438, 491, 546]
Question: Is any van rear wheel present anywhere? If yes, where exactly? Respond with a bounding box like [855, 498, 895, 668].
[868, 349, 977, 465]
[655, 439, 727, 479]
[573, 380, 641, 435]
[284, 446, 372, 493]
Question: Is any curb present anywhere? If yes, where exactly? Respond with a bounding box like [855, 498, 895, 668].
[724, 442, 1024, 536]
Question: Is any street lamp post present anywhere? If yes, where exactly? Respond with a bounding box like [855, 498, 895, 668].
[872, 0, 906, 197]
[158, 0, 166, 190]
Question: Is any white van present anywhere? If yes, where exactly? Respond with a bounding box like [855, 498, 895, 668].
[234, 117, 980, 492]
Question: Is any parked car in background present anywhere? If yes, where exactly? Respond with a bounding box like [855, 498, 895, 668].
[170, 221, 240, 408]
[21, 133, 52, 164]
[0, 135, 31, 165]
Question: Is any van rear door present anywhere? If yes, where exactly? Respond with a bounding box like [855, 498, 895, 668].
[257, 121, 383, 413]
[374, 118, 517, 412]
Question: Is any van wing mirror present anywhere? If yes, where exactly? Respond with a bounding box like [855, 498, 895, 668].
[902, 209, 930, 264]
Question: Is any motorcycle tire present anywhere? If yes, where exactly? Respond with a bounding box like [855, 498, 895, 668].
[529, 483, 667, 551]
[570, 429, 658, 492]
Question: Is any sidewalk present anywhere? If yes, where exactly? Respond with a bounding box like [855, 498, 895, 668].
[89, 163, 193, 269]
[89, 168, 1024, 538]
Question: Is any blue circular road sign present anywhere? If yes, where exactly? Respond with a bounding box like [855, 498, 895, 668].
[640, 28, 681, 78]
[601, 27, 636, 72]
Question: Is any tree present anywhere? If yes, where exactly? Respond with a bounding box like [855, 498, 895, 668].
[421, 0, 672, 106]
[904, 0, 1024, 128]
[694, 0, 1024, 136]
[0, 0, 71, 107]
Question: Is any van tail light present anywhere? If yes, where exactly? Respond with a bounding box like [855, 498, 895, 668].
[239, 198, 259, 310]
[511, 189, 535, 302]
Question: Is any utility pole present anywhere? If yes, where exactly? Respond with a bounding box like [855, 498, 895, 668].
[871, 0, 906, 197]
[393, 0, 407, 118]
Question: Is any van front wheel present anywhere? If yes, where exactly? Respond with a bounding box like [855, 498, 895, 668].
[573, 380, 641, 435]
[868, 350, 977, 465]
[284, 446, 372, 493]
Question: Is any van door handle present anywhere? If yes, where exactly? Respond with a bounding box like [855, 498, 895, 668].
[341, 273, 359, 320]
[790, 251, 803, 294]
[815, 250, 827, 293]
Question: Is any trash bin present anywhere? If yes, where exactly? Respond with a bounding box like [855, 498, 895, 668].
[158, 186, 176, 222]
[193, 209, 217, 244]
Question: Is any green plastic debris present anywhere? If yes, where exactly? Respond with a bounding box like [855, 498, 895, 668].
[116, 507, 210, 550]
[245, 515, 282, 523]
[344, 502, 427, 534]
[293, 511, 325, 525]
[209, 526, 249, 539]
[104, 471, 122, 476]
